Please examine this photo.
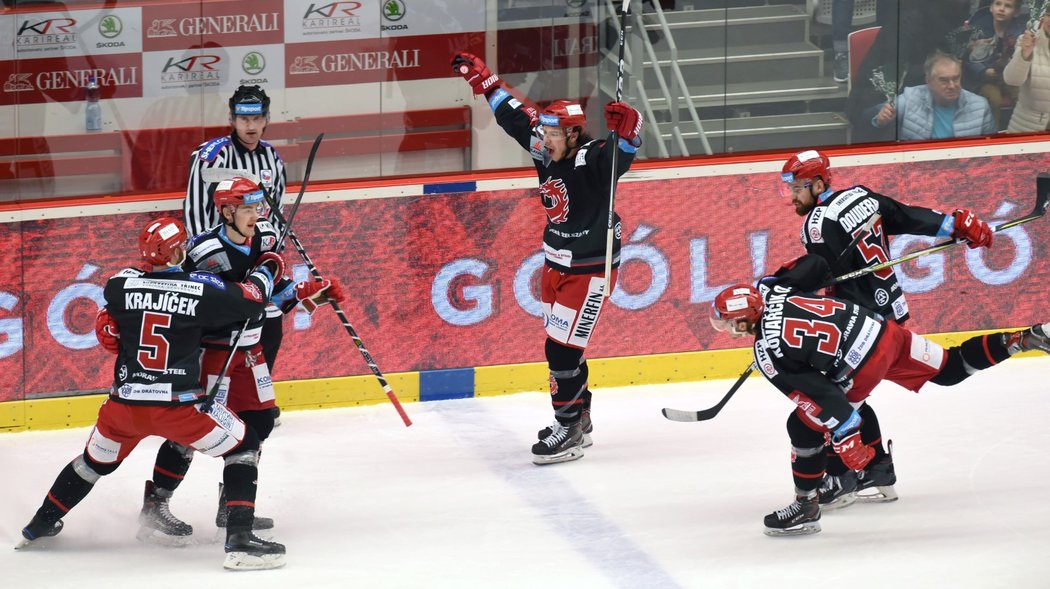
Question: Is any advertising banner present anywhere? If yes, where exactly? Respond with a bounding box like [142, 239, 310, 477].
[1, 153, 1048, 402]
[141, 0, 284, 52]
[0, 7, 143, 61]
[497, 23, 599, 75]
[0, 53, 142, 106]
[141, 43, 285, 98]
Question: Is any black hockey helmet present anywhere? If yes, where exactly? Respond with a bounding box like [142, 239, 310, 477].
[229, 85, 270, 117]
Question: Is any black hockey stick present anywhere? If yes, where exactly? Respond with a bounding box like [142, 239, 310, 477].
[602, 0, 631, 298]
[201, 133, 324, 410]
[661, 213, 882, 423]
[824, 175, 1050, 288]
[257, 190, 413, 427]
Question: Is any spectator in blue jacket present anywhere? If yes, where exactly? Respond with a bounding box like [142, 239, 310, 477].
[872, 50, 997, 140]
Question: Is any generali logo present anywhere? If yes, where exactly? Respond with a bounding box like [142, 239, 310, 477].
[16, 17, 77, 47]
[146, 19, 177, 38]
[3, 68, 139, 93]
[147, 13, 279, 38]
[3, 74, 33, 92]
[289, 55, 320, 74]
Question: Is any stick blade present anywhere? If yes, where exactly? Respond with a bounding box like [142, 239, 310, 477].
[661, 407, 700, 422]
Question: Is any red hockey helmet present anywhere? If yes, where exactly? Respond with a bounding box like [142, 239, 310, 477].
[710, 284, 763, 335]
[781, 149, 831, 186]
[213, 176, 265, 210]
[539, 99, 586, 129]
[139, 217, 187, 266]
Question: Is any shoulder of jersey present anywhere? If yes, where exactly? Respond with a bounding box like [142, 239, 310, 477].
[574, 139, 600, 168]
[259, 140, 283, 162]
[110, 267, 145, 280]
[187, 232, 226, 263]
[197, 136, 231, 162]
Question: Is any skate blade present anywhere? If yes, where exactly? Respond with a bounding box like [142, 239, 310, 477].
[581, 433, 593, 449]
[856, 485, 898, 503]
[819, 492, 858, 511]
[532, 446, 584, 465]
[223, 551, 286, 571]
[136, 526, 193, 546]
[763, 521, 821, 537]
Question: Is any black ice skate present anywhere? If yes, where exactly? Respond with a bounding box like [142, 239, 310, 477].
[216, 482, 274, 530]
[532, 420, 584, 465]
[15, 517, 63, 550]
[223, 530, 286, 570]
[818, 471, 858, 511]
[137, 480, 193, 545]
[1016, 323, 1050, 354]
[538, 409, 592, 448]
[855, 442, 898, 503]
[763, 493, 821, 536]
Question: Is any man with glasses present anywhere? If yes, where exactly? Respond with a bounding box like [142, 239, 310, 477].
[872, 50, 996, 140]
[136, 177, 344, 542]
[778, 148, 994, 511]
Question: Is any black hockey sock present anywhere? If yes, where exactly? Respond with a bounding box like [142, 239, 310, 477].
[222, 463, 258, 532]
[859, 403, 887, 461]
[932, 333, 1013, 386]
[152, 441, 193, 493]
[545, 339, 587, 424]
[824, 449, 848, 476]
[34, 461, 96, 524]
[580, 361, 592, 411]
[787, 412, 826, 493]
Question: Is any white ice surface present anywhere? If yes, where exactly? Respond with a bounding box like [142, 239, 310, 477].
[2, 356, 1048, 589]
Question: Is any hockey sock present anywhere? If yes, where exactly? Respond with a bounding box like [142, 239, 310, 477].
[221, 461, 258, 532]
[152, 441, 193, 493]
[580, 362, 592, 412]
[34, 459, 99, 524]
[545, 339, 587, 424]
[931, 333, 1013, 386]
[787, 412, 826, 494]
[859, 403, 887, 461]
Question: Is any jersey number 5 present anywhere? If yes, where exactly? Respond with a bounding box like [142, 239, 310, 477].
[138, 311, 171, 372]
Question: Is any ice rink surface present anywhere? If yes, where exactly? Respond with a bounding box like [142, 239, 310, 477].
[2, 356, 1047, 589]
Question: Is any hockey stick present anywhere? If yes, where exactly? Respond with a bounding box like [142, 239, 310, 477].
[201, 133, 324, 410]
[602, 0, 631, 298]
[661, 213, 883, 423]
[257, 190, 412, 427]
[825, 175, 1049, 288]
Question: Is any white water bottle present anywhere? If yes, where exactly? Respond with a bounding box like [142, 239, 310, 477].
[85, 75, 102, 131]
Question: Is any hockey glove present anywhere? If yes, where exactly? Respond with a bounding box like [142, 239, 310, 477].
[451, 52, 501, 96]
[253, 251, 286, 283]
[951, 209, 993, 249]
[604, 101, 643, 146]
[94, 307, 120, 354]
[827, 430, 875, 471]
[295, 278, 346, 315]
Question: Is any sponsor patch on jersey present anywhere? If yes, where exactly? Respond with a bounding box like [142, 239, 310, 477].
[567, 277, 606, 348]
[843, 316, 881, 369]
[189, 272, 226, 291]
[188, 238, 223, 261]
[874, 288, 889, 306]
[126, 278, 204, 296]
[825, 187, 869, 220]
[909, 333, 945, 370]
[788, 391, 821, 419]
[543, 243, 573, 266]
[755, 340, 778, 378]
[806, 207, 825, 243]
[116, 382, 173, 402]
[544, 302, 575, 344]
[262, 235, 276, 251]
[198, 137, 230, 162]
[260, 169, 273, 187]
[892, 297, 908, 320]
[114, 267, 144, 279]
[238, 281, 263, 302]
[574, 146, 588, 167]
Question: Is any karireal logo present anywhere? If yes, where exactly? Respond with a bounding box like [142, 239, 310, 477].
[161, 55, 222, 83]
[16, 18, 77, 48]
[382, 0, 408, 31]
[303, 1, 362, 32]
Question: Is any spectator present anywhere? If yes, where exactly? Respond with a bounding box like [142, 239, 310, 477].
[962, 0, 1025, 130]
[872, 50, 996, 140]
[1003, 7, 1050, 132]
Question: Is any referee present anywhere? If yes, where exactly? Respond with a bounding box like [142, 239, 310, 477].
[183, 84, 288, 375]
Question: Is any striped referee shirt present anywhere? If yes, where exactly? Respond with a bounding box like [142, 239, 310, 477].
[183, 133, 287, 238]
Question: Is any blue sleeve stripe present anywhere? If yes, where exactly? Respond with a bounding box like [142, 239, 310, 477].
[936, 214, 955, 237]
[617, 137, 638, 154]
[488, 88, 511, 112]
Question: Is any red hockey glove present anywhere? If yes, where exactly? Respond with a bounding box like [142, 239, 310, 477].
[94, 307, 120, 354]
[828, 430, 875, 471]
[295, 278, 345, 314]
[253, 251, 286, 281]
[451, 52, 501, 96]
[951, 209, 993, 249]
[604, 101, 643, 144]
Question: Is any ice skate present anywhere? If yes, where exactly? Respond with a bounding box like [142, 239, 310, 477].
[15, 517, 63, 550]
[216, 482, 274, 530]
[537, 409, 592, 448]
[763, 494, 821, 536]
[853, 440, 898, 503]
[223, 530, 286, 570]
[137, 480, 193, 545]
[818, 471, 858, 511]
[1016, 323, 1050, 354]
[532, 420, 584, 465]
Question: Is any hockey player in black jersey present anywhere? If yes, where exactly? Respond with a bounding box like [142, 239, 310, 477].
[17, 218, 287, 569]
[184, 85, 288, 374]
[451, 50, 643, 464]
[135, 177, 345, 541]
[780, 149, 994, 508]
[709, 255, 1050, 536]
